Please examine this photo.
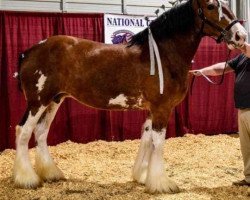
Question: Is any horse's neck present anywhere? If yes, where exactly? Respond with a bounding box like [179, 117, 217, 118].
[158, 29, 202, 67]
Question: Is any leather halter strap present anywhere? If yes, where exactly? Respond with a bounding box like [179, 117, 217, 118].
[196, 0, 239, 43]
[216, 19, 239, 43]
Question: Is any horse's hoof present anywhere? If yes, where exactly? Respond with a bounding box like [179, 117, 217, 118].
[36, 162, 65, 182]
[44, 173, 66, 183]
[14, 173, 43, 189]
[132, 167, 148, 184]
[145, 176, 180, 194]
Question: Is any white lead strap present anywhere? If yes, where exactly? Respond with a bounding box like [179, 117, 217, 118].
[148, 27, 164, 94]
[198, 70, 218, 84]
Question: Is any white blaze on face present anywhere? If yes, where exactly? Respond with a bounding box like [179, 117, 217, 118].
[36, 71, 47, 93]
[220, 0, 229, 4]
[218, 0, 223, 21]
[218, 0, 230, 21]
[109, 94, 129, 108]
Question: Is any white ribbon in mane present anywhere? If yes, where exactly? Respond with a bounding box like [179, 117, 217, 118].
[148, 27, 164, 94]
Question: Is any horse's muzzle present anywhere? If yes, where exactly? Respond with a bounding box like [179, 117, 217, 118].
[226, 23, 247, 49]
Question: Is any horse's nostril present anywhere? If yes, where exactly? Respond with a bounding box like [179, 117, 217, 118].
[235, 32, 240, 41]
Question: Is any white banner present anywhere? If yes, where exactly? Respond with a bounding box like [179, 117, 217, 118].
[104, 14, 156, 44]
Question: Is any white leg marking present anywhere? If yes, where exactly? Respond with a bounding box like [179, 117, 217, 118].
[133, 119, 153, 184]
[145, 128, 180, 194]
[14, 106, 46, 188]
[34, 101, 65, 181]
[218, 0, 223, 21]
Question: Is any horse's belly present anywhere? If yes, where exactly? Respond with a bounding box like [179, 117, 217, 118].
[71, 92, 146, 111]
[66, 65, 145, 110]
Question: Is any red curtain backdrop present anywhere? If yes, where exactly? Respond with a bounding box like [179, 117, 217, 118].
[0, 11, 238, 151]
[189, 38, 239, 135]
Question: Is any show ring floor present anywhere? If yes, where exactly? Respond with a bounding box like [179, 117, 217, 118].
[1, 134, 250, 200]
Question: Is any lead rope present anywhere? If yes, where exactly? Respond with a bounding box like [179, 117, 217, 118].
[148, 27, 164, 94]
[199, 50, 231, 85]
[190, 50, 232, 95]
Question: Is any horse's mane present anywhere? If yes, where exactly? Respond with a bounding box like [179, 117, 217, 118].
[128, 0, 195, 47]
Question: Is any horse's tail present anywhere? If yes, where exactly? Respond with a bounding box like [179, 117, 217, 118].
[16, 44, 40, 91]
[16, 52, 25, 91]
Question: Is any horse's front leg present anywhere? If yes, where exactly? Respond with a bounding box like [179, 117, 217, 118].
[145, 107, 180, 194]
[133, 118, 153, 184]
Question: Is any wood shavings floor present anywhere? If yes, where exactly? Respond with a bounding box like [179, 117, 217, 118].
[1, 134, 250, 200]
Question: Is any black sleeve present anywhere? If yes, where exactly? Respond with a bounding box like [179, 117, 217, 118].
[228, 54, 243, 70]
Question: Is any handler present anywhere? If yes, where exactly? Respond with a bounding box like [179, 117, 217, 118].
[190, 42, 250, 186]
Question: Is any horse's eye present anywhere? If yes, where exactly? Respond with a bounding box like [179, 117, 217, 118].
[207, 4, 215, 10]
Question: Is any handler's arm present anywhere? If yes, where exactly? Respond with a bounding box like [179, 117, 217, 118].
[190, 62, 234, 77]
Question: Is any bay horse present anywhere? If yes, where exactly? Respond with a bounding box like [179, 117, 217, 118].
[14, 0, 247, 194]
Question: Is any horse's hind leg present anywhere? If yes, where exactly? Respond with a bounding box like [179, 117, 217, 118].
[14, 104, 47, 188]
[34, 99, 65, 182]
[132, 118, 153, 184]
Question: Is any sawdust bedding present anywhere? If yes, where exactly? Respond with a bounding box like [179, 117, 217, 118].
[1, 134, 250, 200]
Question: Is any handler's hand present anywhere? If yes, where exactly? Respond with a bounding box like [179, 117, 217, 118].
[189, 70, 202, 76]
[239, 42, 247, 53]
[238, 42, 250, 58]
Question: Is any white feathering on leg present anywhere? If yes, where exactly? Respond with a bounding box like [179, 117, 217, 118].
[145, 128, 180, 193]
[14, 106, 46, 188]
[34, 101, 65, 182]
[133, 119, 153, 184]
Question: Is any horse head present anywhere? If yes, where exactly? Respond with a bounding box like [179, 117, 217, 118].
[194, 0, 247, 49]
